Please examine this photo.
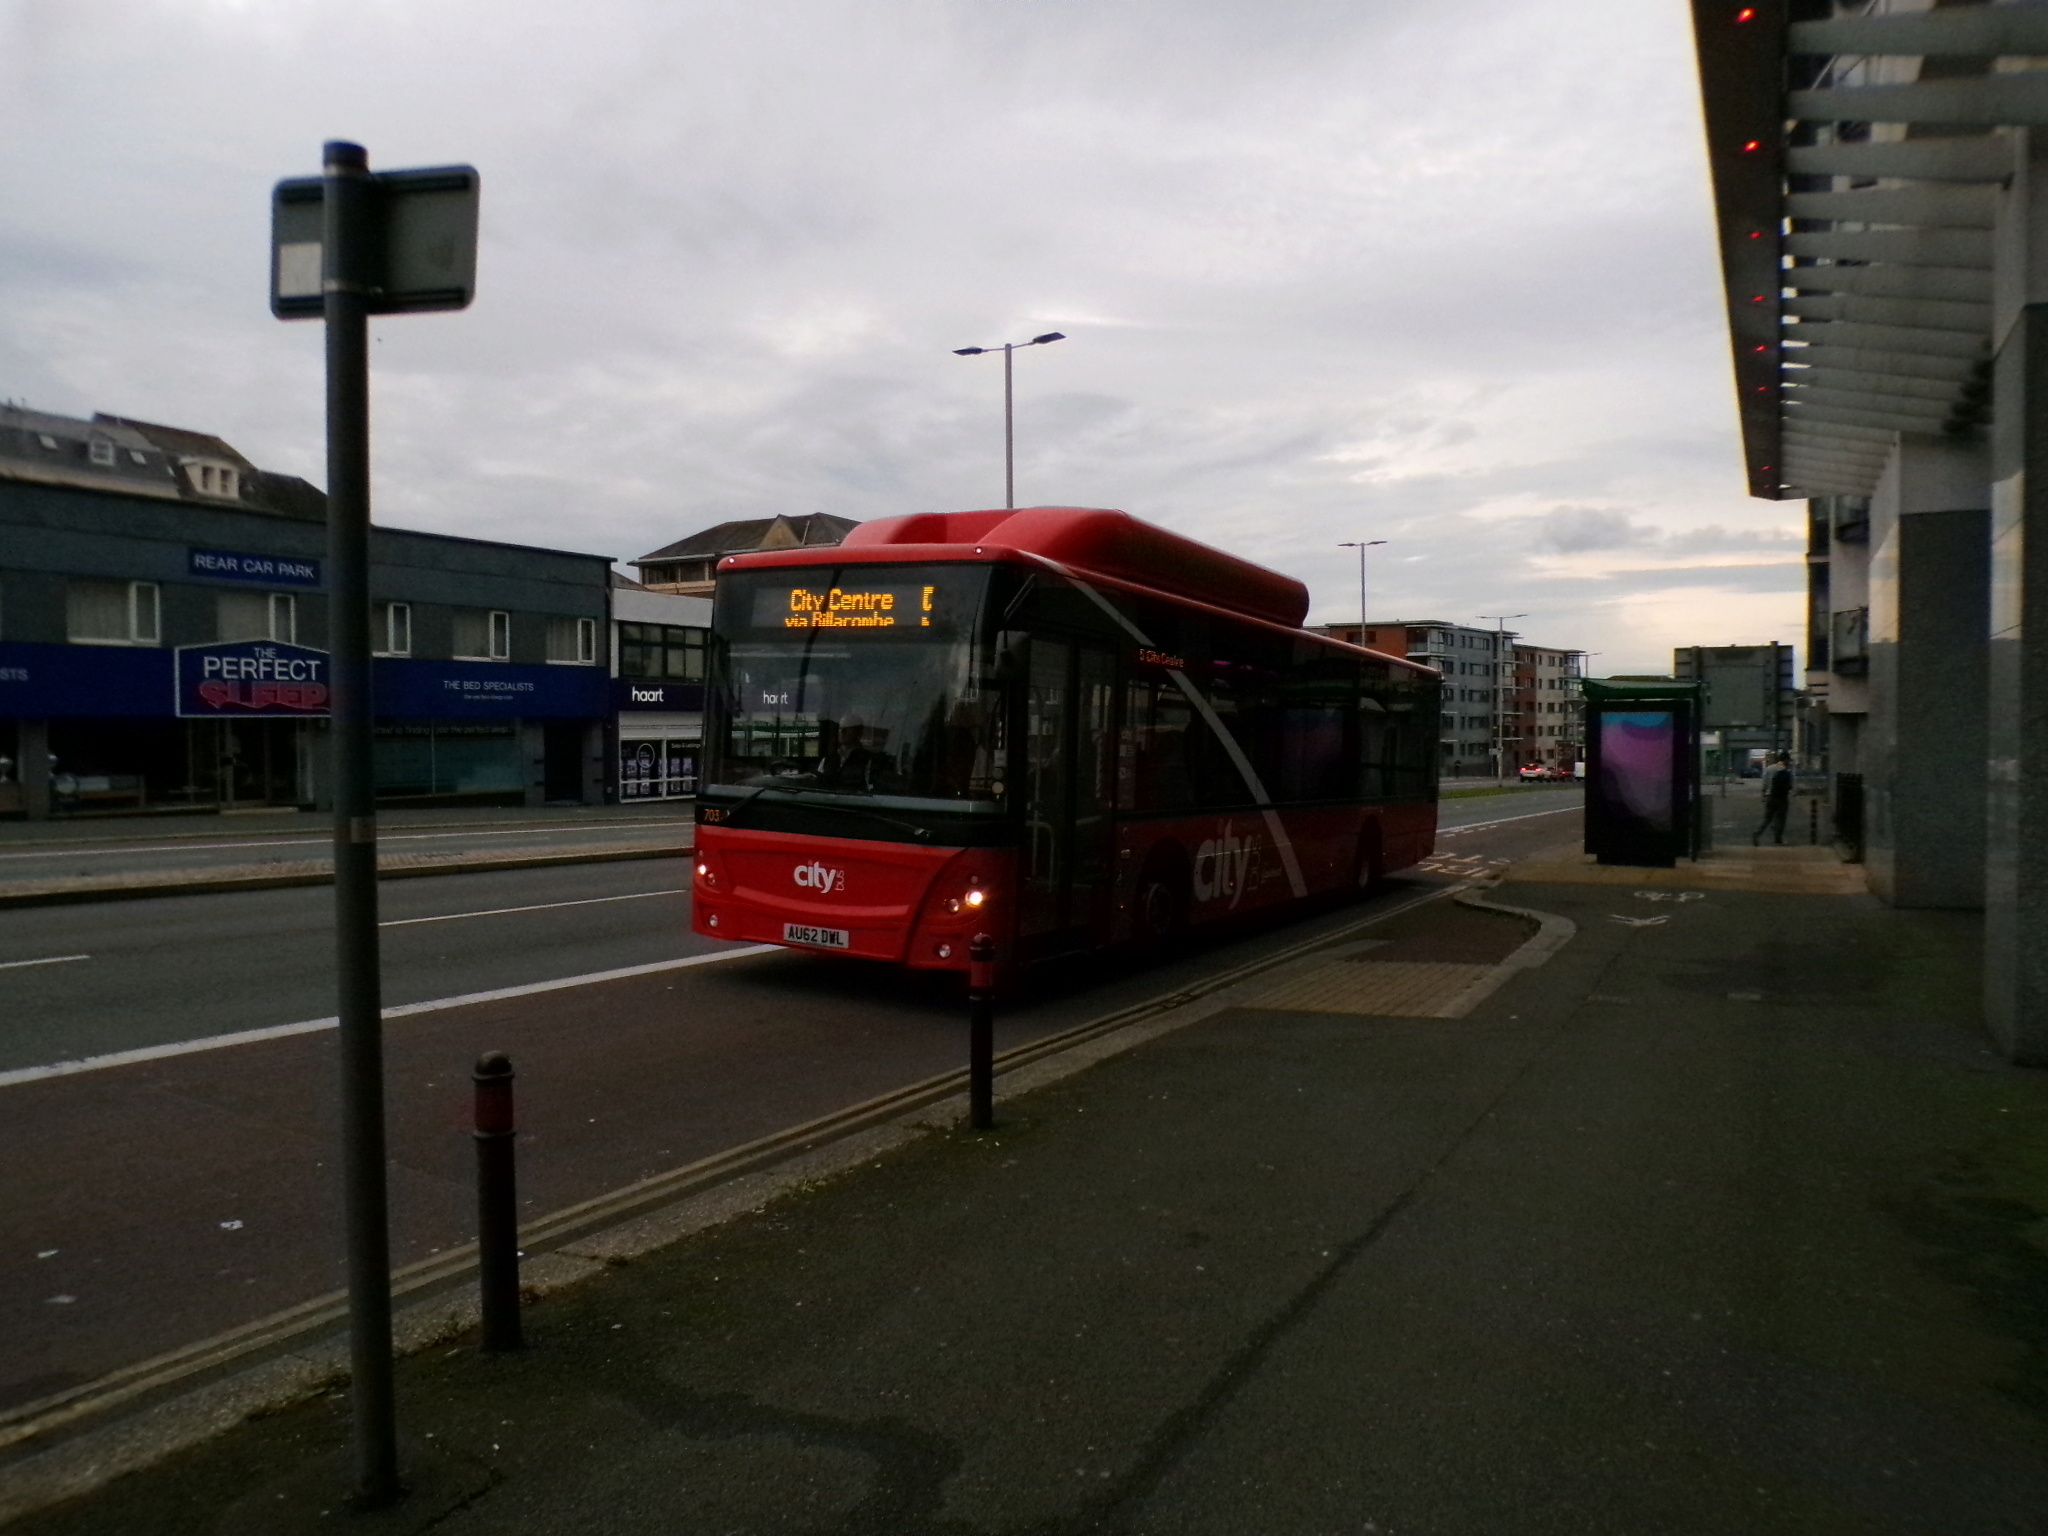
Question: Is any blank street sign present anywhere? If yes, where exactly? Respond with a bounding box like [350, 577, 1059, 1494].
[271, 165, 480, 318]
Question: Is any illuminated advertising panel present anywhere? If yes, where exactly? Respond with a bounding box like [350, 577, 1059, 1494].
[1596, 710, 1675, 833]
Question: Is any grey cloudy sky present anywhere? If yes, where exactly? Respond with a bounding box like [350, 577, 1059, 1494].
[1, 0, 1799, 674]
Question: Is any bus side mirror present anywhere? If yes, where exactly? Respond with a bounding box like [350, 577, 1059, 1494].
[991, 631, 1027, 683]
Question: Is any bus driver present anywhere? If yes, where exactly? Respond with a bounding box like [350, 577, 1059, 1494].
[817, 717, 886, 790]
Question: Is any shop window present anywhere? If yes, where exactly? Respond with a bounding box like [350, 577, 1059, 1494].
[546, 615, 598, 664]
[68, 579, 159, 645]
[617, 622, 706, 680]
[454, 608, 511, 661]
[375, 602, 411, 657]
[218, 591, 296, 643]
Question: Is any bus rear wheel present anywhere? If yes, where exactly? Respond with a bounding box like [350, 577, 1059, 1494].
[1354, 833, 1385, 895]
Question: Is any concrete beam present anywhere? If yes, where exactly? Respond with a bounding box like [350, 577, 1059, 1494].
[1786, 458, 1887, 486]
[1781, 476, 1878, 497]
[1782, 384, 1961, 425]
[1785, 454, 1891, 481]
[1790, 75, 2048, 130]
[1784, 419, 1901, 446]
[1785, 186, 1998, 230]
[1785, 438, 1892, 468]
[1786, 138, 2014, 183]
[1787, 229, 1993, 269]
[1788, 472, 1884, 498]
[1785, 401, 1966, 435]
[1782, 261, 1993, 304]
[1782, 293, 1990, 334]
[1786, 343, 1982, 383]
[1791, 9, 2048, 59]
[1782, 320, 1986, 359]
[1782, 364, 1965, 404]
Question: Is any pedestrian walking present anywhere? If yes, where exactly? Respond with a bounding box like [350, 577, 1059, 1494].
[1753, 753, 1794, 845]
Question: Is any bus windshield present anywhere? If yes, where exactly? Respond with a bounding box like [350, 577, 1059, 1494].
[708, 566, 1003, 809]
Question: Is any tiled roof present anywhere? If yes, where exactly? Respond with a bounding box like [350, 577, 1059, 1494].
[635, 512, 860, 564]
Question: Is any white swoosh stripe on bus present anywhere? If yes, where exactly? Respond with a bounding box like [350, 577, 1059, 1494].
[1029, 556, 1310, 900]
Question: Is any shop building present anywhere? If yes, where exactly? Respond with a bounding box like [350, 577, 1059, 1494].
[630, 512, 858, 597]
[0, 405, 611, 818]
[612, 576, 710, 801]
[609, 512, 858, 801]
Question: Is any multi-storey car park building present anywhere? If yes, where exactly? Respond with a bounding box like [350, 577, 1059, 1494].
[1322, 620, 1583, 776]
[0, 405, 611, 818]
[1674, 642, 1798, 776]
[1690, 1, 2048, 1061]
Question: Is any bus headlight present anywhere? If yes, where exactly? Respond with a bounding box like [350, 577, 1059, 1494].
[964, 889, 986, 908]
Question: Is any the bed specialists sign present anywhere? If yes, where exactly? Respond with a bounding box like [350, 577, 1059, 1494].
[175, 641, 331, 717]
[188, 548, 323, 587]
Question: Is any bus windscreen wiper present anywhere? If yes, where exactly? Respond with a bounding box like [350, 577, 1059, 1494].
[719, 782, 933, 841]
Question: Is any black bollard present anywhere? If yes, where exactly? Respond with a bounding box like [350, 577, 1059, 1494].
[967, 934, 996, 1131]
[1809, 797, 1820, 846]
[473, 1052, 522, 1353]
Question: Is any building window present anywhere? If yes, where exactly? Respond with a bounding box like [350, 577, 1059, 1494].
[68, 579, 160, 645]
[618, 622, 706, 680]
[218, 590, 296, 643]
[546, 615, 598, 665]
[88, 438, 116, 466]
[375, 602, 412, 657]
[454, 608, 511, 661]
[186, 461, 241, 500]
[36, 433, 58, 451]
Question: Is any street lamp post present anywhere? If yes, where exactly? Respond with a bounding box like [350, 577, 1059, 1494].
[953, 332, 1065, 509]
[1478, 612, 1527, 780]
[1338, 540, 1386, 638]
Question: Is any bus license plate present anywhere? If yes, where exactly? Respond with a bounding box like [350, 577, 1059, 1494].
[783, 922, 850, 950]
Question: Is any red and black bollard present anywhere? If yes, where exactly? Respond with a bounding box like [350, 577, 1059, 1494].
[968, 934, 996, 1131]
[472, 1052, 522, 1353]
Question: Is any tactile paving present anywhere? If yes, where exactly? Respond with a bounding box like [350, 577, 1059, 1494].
[1248, 960, 1498, 1018]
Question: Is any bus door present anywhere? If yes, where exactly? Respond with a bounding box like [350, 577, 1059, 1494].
[1018, 638, 1118, 955]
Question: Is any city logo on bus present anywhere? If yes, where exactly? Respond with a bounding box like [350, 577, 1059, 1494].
[1191, 822, 1259, 909]
[793, 860, 846, 894]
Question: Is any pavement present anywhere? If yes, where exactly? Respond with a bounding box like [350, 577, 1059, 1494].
[7, 796, 2047, 1533]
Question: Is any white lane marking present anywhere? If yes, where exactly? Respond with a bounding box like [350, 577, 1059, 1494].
[1439, 805, 1582, 835]
[0, 946, 778, 1089]
[379, 889, 687, 928]
[0, 954, 91, 972]
[0, 821, 697, 862]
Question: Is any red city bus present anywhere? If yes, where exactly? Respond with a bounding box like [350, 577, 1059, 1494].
[690, 507, 1440, 971]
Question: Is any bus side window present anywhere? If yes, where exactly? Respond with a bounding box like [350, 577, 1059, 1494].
[1120, 677, 1195, 811]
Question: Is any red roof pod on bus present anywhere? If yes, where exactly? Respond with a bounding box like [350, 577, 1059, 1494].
[839, 507, 1311, 630]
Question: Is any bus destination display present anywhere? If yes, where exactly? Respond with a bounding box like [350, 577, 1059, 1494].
[758, 584, 936, 631]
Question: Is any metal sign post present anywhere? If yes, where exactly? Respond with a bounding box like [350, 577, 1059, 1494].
[273, 139, 478, 1508]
